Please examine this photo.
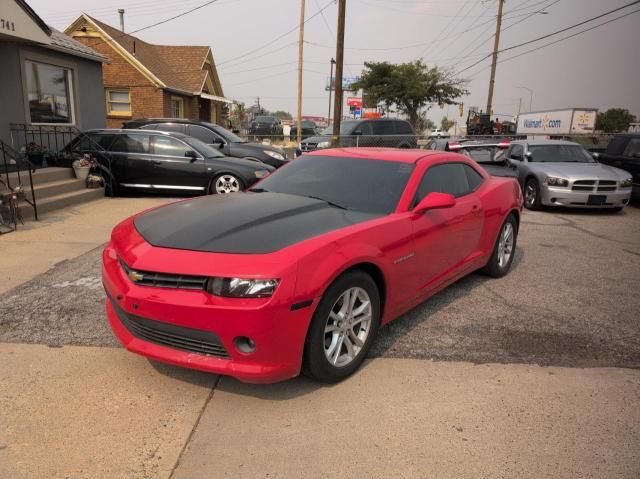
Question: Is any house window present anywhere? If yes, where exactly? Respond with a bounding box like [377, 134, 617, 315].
[25, 60, 74, 124]
[171, 97, 184, 118]
[106, 89, 131, 116]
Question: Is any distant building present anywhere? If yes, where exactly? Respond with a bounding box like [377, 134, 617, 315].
[0, 0, 106, 146]
[65, 15, 231, 128]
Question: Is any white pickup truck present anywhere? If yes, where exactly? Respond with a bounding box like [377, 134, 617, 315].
[428, 128, 450, 138]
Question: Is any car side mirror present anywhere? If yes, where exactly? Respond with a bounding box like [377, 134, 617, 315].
[414, 192, 456, 214]
[185, 150, 198, 161]
[633, 152, 640, 159]
[591, 152, 601, 160]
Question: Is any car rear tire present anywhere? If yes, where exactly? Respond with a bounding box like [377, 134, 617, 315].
[524, 178, 542, 210]
[303, 270, 381, 383]
[209, 173, 244, 194]
[482, 214, 518, 278]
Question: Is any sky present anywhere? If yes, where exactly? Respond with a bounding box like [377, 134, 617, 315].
[30, 0, 640, 124]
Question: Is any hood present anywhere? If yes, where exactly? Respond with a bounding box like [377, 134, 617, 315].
[301, 135, 331, 144]
[134, 192, 379, 254]
[529, 162, 629, 181]
[210, 155, 275, 171]
[234, 142, 284, 155]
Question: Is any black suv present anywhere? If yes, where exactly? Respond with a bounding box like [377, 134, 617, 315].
[122, 118, 288, 168]
[597, 134, 640, 201]
[66, 129, 274, 196]
[249, 116, 284, 138]
[296, 119, 417, 156]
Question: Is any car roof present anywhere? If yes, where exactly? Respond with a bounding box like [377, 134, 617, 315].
[124, 118, 213, 126]
[307, 147, 449, 164]
[85, 128, 189, 138]
[510, 139, 580, 146]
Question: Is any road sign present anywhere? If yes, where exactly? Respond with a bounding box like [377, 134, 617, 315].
[347, 97, 363, 108]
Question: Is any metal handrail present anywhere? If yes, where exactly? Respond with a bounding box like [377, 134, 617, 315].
[1, 140, 37, 232]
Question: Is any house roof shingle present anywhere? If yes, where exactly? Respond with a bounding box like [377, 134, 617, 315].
[88, 16, 210, 93]
[49, 28, 105, 62]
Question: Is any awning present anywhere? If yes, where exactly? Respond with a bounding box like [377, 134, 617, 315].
[200, 93, 233, 104]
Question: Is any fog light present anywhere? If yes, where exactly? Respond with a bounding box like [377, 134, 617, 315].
[234, 336, 256, 354]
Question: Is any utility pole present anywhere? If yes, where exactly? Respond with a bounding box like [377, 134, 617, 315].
[327, 58, 335, 127]
[486, 0, 504, 116]
[296, 0, 306, 144]
[332, 0, 346, 145]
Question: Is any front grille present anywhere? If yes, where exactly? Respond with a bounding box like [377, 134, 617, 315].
[300, 142, 317, 152]
[597, 180, 617, 192]
[572, 180, 596, 191]
[109, 294, 229, 358]
[120, 259, 207, 290]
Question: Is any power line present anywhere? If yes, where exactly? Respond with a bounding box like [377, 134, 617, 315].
[454, 0, 640, 75]
[420, 0, 474, 60]
[217, 0, 335, 66]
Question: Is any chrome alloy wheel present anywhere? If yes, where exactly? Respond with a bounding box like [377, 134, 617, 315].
[214, 174, 241, 194]
[524, 183, 536, 208]
[497, 222, 514, 268]
[324, 287, 372, 367]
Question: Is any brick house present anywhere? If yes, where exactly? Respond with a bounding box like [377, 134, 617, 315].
[65, 15, 230, 129]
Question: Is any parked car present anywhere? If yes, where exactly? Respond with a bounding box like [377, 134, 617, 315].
[504, 140, 632, 211]
[122, 118, 288, 168]
[449, 142, 516, 178]
[65, 129, 274, 196]
[249, 116, 283, 138]
[296, 119, 417, 156]
[103, 147, 523, 384]
[290, 120, 318, 140]
[595, 134, 640, 201]
[428, 128, 450, 138]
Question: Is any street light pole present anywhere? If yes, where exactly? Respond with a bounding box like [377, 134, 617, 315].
[486, 0, 505, 116]
[327, 58, 335, 127]
[516, 86, 534, 112]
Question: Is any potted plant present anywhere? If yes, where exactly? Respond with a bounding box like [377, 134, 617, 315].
[72, 154, 96, 181]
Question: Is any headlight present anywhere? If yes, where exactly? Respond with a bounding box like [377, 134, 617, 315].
[620, 177, 633, 188]
[206, 277, 279, 298]
[254, 170, 270, 179]
[263, 150, 284, 161]
[317, 140, 330, 149]
[544, 176, 569, 187]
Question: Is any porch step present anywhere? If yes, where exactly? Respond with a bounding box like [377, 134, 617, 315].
[1, 167, 74, 191]
[33, 177, 87, 199]
[18, 187, 105, 219]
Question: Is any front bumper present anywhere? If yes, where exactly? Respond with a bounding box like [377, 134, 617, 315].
[102, 246, 315, 384]
[540, 185, 631, 208]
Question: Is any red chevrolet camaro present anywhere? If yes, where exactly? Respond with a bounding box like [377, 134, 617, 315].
[103, 148, 523, 383]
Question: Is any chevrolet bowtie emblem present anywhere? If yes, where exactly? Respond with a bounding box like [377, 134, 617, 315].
[128, 271, 144, 282]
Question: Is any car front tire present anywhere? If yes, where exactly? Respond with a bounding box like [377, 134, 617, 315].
[208, 173, 244, 194]
[482, 214, 518, 278]
[524, 178, 543, 210]
[303, 270, 381, 383]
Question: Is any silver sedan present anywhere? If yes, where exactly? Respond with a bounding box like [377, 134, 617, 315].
[504, 140, 633, 211]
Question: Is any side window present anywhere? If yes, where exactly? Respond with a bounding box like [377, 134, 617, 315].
[464, 164, 484, 192]
[188, 125, 217, 143]
[394, 121, 414, 134]
[73, 135, 97, 151]
[153, 123, 186, 134]
[510, 144, 524, 160]
[622, 138, 640, 157]
[152, 135, 192, 157]
[414, 163, 471, 204]
[110, 134, 150, 154]
[371, 121, 391, 135]
[353, 122, 373, 135]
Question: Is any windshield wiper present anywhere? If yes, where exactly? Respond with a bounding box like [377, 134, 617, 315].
[305, 195, 350, 210]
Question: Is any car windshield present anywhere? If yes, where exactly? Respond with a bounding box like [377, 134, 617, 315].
[321, 126, 333, 135]
[253, 155, 414, 214]
[183, 136, 225, 158]
[461, 147, 499, 163]
[340, 120, 360, 135]
[255, 116, 275, 123]
[299, 121, 315, 128]
[207, 123, 245, 143]
[528, 145, 596, 163]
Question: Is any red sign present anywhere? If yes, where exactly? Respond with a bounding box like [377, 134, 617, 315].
[347, 97, 363, 108]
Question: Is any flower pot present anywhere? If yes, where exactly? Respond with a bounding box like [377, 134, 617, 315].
[73, 166, 90, 181]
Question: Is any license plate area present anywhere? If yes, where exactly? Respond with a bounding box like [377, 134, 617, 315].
[587, 194, 606, 205]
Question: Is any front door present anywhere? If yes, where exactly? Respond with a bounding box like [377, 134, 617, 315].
[150, 135, 207, 192]
[410, 162, 485, 297]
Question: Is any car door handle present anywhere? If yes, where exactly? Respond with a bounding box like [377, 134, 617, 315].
[151, 160, 162, 166]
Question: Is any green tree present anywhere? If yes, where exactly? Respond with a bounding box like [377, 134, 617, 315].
[596, 108, 637, 133]
[267, 110, 293, 120]
[440, 116, 454, 132]
[352, 60, 468, 130]
[423, 118, 436, 131]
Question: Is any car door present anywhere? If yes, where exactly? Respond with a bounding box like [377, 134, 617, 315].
[108, 133, 153, 187]
[150, 135, 207, 191]
[353, 121, 373, 147]
[619, 138, 640, 188]
[410, 162, 485, 297]
[188, 124, 231, 155]
[506, 143, 527, 186]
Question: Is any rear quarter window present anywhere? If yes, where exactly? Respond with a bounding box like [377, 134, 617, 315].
[394, 122, 414, 134]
